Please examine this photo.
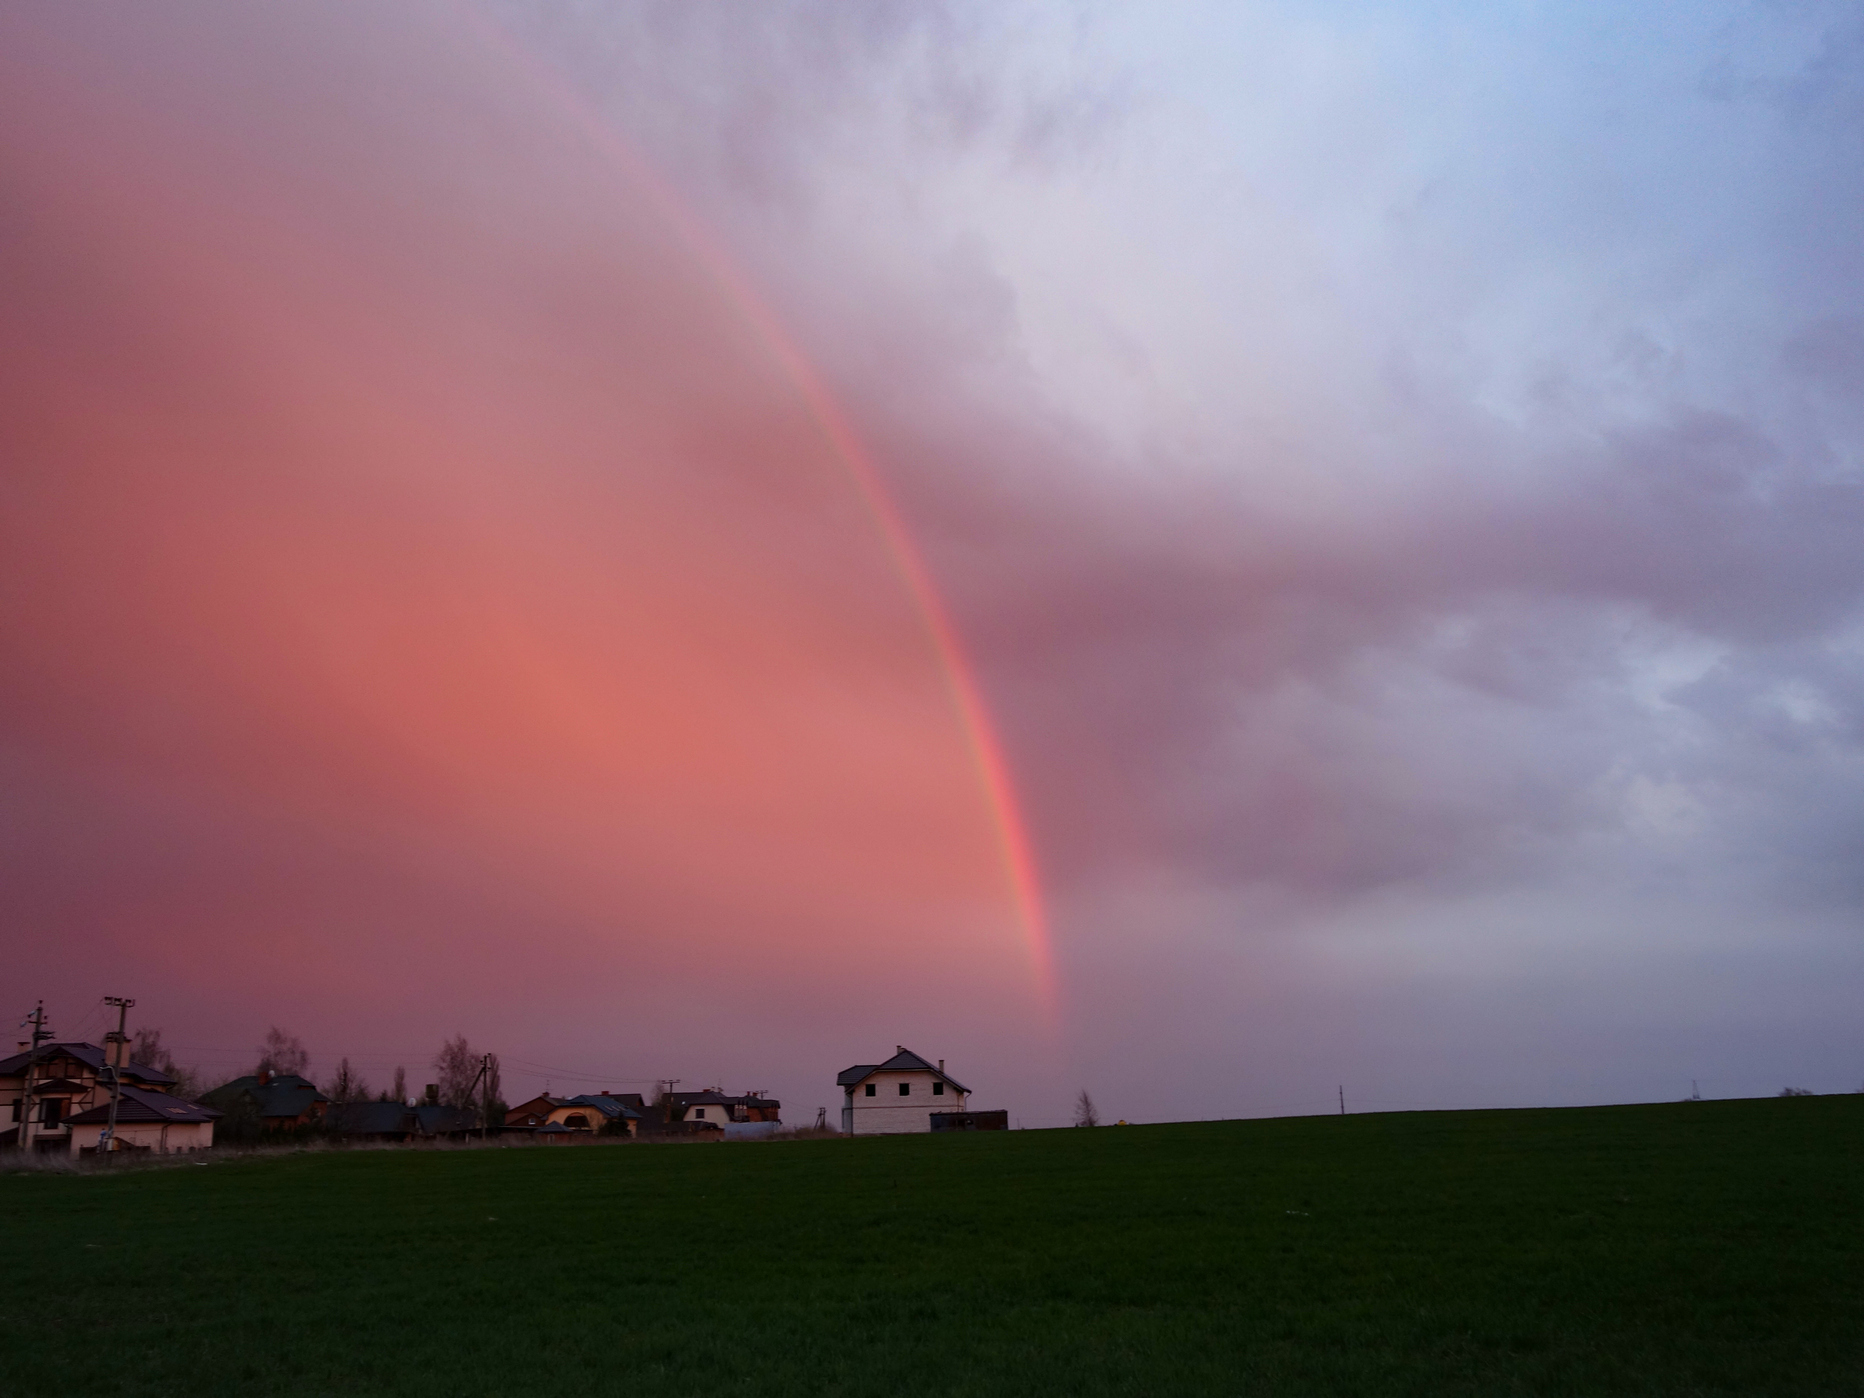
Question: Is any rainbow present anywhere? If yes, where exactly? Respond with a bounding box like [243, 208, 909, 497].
[453, 7, 1058, 1018]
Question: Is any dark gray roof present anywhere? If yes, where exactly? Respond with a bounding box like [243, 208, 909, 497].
[66, 1085, 219, 1126]
[0, 1042, 176, 1089]
[412, 1104, 478, 1136]
[201, 1074, 330, 1119]
[838, 1048, 970, 1094]
[326, 1101, 418, 1135]
[668, 1090, 733, 1108]
[28, 1078, 90, 1096]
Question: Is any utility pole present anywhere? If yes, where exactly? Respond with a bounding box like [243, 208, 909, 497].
[1338, 1085, 1345, 1116]
[101, 996, 134, 1157]
[464, 1054, 495, 1140]
[15, 1001, 50, 1152]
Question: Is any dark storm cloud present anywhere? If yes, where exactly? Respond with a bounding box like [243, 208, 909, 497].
[559, 0, 1864, 944]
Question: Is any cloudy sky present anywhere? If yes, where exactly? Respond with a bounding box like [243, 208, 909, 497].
[4, 2, 1861, 1124]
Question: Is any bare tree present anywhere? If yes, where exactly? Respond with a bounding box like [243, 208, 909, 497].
[1073, 1090, 1100, 1128]
[392, 1065, 407, 1104]
[255, 1027, 309, 1079]
[324, 1057, 370, 1105]
[129, 1026, 201, 1099]
[433, 1035, 481, 1110]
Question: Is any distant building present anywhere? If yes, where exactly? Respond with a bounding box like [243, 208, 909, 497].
[503, 1092, 643, 1139]
[928, 1110, 1007, 1131]
[324, 1100, 480, 1142]
[836, 1048, 969, 1135]
[67, 1087, 219, 1155]
[1, 1041, 193, 1155]
[547, 1093, 641, 1137]
[664, 1090, 780, 1130]
[503, 1094, 558, 1130]
[199, 1071, 330, 1136]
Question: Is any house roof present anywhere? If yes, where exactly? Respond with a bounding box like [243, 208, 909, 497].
[29, 1078, 91, 1096]
[201, 1074, 330, 1119]
[412, 1104, 478, 1135]
[326, 1101, 418, 1135]
[0, 1042, 177, 1089]
[66, 1085, 220, 1126]
[837, 1047, 970, 1094]
[668, 1090, 733, 1108]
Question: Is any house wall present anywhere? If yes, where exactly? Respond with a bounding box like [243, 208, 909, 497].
[846, 1072, 969, 1134]
[505, 1096, 555, 1127]
[4, 1065, 109, 1119]
[544, 1104, 631, 1135]
[67, 1120, 214, 1155]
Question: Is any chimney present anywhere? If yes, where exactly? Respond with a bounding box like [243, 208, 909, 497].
[938, 1060, 945, 1074]
[424, 1083, 439, 1106]
[259, 1069, 273, 1086]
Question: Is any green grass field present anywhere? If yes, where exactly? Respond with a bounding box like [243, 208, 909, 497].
[4, 1096, 1860, 1396]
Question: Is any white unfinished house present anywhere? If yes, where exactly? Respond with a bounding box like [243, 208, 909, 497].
[837, 1047, 969, 1135]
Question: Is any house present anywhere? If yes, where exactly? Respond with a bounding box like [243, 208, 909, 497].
[836, 1048, 969, 1135]
[67, 1086, 219, 1155]
[198, 1071, 330, 1136]
[713, 1091, 783, 1139]
[545, 1093, 640, 1137]
[928, 1110, 1008, 1132]
[324, 1099, 482, 1142]
[503, 1094, 558, 1130]
[1, 1041, 188, 1155]
[502, 1092, 642, 1139]
[325, 1100, 420, 1142]
[664, 1090, 780, 1129]
[410, 1103, 479, 1139]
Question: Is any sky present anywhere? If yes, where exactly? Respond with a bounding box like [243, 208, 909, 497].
[4, 2, 1862, 1126]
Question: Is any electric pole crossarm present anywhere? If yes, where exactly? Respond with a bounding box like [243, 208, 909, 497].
[15, 1001, 49, 1152]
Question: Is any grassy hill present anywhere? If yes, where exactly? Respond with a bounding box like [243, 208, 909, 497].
[4, 1095, 1860, 1395]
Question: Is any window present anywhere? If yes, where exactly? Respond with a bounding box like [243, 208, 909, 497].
[899, 1082, 911, 1096]
[694, 1107, 706, 1119]
[933, 1081, 945, 1096]
[42, 1098, 62, 1128]
[864, 1084, 876, 1097]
